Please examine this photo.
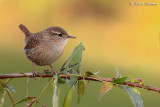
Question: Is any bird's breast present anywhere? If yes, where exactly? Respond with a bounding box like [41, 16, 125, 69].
[25, 42, 65, 66]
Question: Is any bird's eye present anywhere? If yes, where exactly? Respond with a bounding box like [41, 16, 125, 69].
[58, 34, 63, 37]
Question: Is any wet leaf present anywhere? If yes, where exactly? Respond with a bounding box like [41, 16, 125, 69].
[113, 77, 128, 84]
[98, 82, 113, 101]
[63, 88, 73, 107]
[67, 64, 80, 87]
[61, 42, 85, 88]
[61, 42, 84, 75]
[114, 69, 143, 107]
[15, 97, 36, 105]
[77, 80, 85, 104]
[123, 87, 143, 107]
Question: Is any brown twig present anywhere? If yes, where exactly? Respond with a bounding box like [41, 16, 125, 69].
[0, 72, 160, 93]
[25, 98, 36, 107]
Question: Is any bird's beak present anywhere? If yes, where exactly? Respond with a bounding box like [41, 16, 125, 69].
[67, 35, 76, 39]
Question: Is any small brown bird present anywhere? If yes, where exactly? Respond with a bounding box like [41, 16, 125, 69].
[19, 24, 76, 77]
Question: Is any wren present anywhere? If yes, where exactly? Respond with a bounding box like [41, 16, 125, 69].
[19, 24, 76, 77]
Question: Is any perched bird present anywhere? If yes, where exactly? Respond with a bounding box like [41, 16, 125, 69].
[19, 24, 76, 77]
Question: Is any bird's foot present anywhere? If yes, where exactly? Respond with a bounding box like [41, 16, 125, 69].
[51, 69, 56, 76]
[49, 65, 56, 77]
[32, 69, 36, 80]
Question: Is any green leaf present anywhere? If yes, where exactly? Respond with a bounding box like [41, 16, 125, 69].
[52, 74, 58, 107]
[68, 76, 78, 88]
[113, 77, 128, 84]
[84, 71, 94, 76]
[0, 79, 12, 107]
[67, 64, 80, 87]
[58, 78, 66, 84]
[123, 87, 144, 107]
[98, 82, 113, 101]
[44, 70, 52, 75]
[15, 97, 35, 105]
[61, 42, 85, 88]
[63, 88, 73, 107]
[61, 42, 84, 75]
[77, 80, 85, 104]
[114, 70, 143, 107]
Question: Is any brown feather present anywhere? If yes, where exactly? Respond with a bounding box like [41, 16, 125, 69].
[24, 36, 40, 50]
[19, 24, 31, 37]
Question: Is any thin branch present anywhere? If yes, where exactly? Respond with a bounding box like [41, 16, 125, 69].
[0, 73, 159, 93]
[25, 98, 36, 107]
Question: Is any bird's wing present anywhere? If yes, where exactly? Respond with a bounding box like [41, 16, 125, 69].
[24, 34, 40, 50]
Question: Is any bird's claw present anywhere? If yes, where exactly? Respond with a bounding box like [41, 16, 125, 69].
[51, 69, 56, 76]
[32, 69, 36, 80]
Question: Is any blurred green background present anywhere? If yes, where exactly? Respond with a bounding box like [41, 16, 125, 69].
[1, 0, 160, 106]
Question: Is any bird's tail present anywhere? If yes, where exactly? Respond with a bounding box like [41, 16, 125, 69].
[19, 24, 31, 37]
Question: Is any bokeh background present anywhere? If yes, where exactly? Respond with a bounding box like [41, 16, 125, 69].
[0, 0, 160, 107]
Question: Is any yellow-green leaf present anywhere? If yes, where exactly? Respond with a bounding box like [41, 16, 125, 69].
[128, 75, 135, 83]
[77, 80, 85, 104]
[132, 87, 140, 94]
[63, 88, 73, 107]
